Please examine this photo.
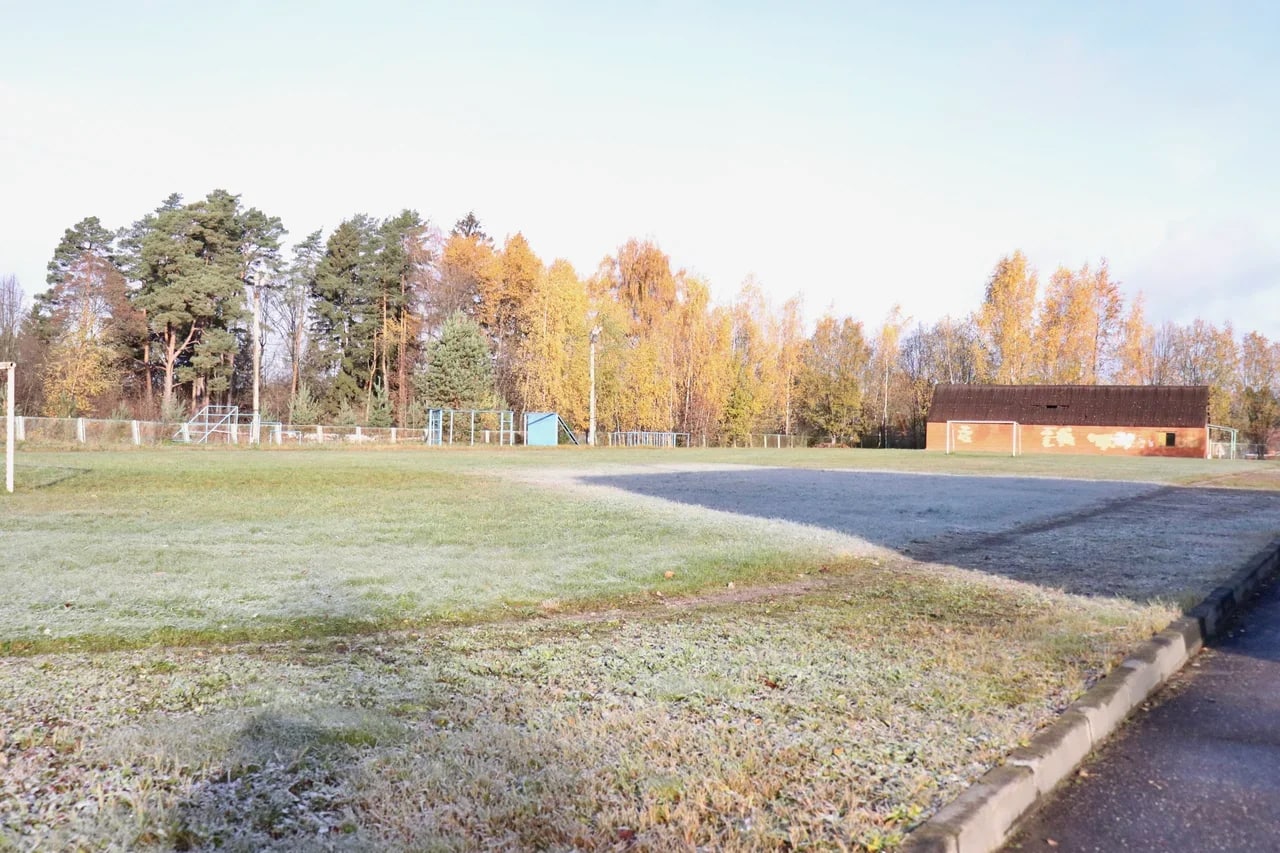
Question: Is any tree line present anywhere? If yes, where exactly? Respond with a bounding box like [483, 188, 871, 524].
[0, 193, 1276, 449]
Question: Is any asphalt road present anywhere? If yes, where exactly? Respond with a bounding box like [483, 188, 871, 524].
[1005, 573, 1280, 852]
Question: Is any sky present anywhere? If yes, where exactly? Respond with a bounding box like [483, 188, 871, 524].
[2, 1, 1278, 338]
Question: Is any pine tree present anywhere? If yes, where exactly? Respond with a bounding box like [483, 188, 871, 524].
[130, 192, 251, 408]
[311, 216, 378, 412]
[418, 311, 497, 410]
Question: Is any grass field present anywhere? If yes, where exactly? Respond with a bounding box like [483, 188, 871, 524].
[3, 447, 1278, 850]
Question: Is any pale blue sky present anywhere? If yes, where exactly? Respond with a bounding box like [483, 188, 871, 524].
[3, 1, 1277, 337]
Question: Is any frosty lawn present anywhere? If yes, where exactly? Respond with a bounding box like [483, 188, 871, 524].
[2, 448, 1277, 849]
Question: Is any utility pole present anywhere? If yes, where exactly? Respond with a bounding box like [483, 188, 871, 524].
[588, 325, 601, 446]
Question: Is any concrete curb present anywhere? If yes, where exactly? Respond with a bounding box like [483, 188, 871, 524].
[902, 536, 1280, 853]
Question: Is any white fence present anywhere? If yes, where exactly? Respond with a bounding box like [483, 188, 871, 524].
[2, 415, 803, 451]
[0, 415, 523, 447]
[6, 416, 171, 446]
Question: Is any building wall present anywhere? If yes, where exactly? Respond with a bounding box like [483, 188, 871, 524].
[925, 421, 1206, 457]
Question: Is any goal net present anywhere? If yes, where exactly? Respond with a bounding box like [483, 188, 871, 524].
[945, 420, 1020, 456]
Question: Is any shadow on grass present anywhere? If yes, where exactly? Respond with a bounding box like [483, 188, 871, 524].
[169, 710, 380, 850]
[583, 468, 1280, 602]
[162, 651, 612, 850]
[14, 463, 91, 489]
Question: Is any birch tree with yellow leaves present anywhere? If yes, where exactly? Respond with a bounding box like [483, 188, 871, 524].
[975, 251, 1038, 384]
[1035, 261, 1123, 383]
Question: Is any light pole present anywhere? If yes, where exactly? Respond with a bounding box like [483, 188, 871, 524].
[588, 325, 601, 446]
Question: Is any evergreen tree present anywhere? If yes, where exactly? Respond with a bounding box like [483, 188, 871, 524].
[368, 380, 394, 427]
[375, 210, 434, 425]
[451, 211, 489, 242]
[310, 212, 432, 422]
[311, 215, 379, 411]
[418, 311, 496, 409]
[130, 192, 252, 408]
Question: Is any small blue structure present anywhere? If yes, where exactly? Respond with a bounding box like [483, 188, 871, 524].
[523, 412, 559, 446]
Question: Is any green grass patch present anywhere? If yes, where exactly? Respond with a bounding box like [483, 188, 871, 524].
[3, 450, 846, 649]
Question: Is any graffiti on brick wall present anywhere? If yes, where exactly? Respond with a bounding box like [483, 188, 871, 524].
[1040, 427, 1076, 448]
[1086, 431, 1139, 451]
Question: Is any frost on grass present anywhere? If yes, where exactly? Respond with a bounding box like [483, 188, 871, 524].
[0, 568, 1171, 851]
[5, 451, 1275, 648]
[2, 456, 878, 646]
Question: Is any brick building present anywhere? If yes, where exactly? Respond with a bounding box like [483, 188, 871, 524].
[925, 384, 1211, 457]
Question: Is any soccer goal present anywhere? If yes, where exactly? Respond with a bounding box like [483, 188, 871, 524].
[944, 420, 1021, 456]
[1207, 424, 1239, 460]
[2, 361, 13, 493]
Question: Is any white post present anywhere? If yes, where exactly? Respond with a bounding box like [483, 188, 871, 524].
[3, 362, 13, 493]
[131, 420, 140, 446]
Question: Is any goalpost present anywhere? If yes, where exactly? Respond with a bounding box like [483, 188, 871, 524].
[944, 420, 1021, 456]
[1207, 424, 1239, 459]
[2, 362, 13, 493]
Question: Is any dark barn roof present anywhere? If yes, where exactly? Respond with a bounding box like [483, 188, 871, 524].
[929, 385, 1210, 428]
